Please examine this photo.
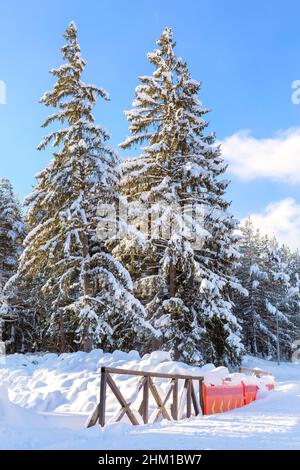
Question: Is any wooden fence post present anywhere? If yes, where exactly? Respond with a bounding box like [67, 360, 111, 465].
[191, 381, 200, 416]
[99, 367, 107, 427]
[172, 378, 178, 420]
[142, 376, 149, 424]
[186, 379, 192, 418]
[199, 378, 204, 415]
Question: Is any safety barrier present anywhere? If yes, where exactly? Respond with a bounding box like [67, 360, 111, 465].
[185, 366, 274, 416]
[239, 366, 275, 392]
[242, 383, 258, 405]
[266, 383, 275, 391]
[202, 382, 260, 415]
[202, 383, 244, 415]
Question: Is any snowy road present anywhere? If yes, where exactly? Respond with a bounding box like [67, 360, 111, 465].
[0, 354, 299, 450]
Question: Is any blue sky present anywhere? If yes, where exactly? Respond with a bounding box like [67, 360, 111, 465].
[1, 0, 300, 247]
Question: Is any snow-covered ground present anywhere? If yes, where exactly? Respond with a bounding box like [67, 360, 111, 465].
[0, 350, 299, 450]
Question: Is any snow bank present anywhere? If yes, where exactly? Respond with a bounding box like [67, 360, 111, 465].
[0, 349, 274, 422]
[0, 349, 229, 417]
[1, 352, 299, 450]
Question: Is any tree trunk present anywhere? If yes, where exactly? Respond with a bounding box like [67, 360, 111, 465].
[169, 257, 180, 360]
[169, 260, 176, 298]
[82, 232, 93, 353]
[59, 310, 66, 353]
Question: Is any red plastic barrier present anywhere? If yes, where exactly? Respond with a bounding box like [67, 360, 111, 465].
[202, 383, 244, 415]
[266, 383, 275, 391]
[202, 377, 274, 416]
[242, 383, 258, 405]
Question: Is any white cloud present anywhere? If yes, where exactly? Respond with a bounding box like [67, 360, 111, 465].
[221, 128, 300, 183]
[245, 198, 300, 250]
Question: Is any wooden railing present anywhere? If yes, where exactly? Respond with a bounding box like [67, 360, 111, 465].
[87, 365, 274, 428]
[238, 367, 273, 378]
[87, 367, 204, 428]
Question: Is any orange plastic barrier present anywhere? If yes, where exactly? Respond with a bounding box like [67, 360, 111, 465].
[202, 377, 275, 416]
[202, 383, 244, 415]
[266, 383, 275, 391]
[242, 383, 258, 405]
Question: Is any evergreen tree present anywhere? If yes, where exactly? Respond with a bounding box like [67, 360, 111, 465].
[114, 28, 244, 365]
[0, 178, 24, 286]
[235, 219, 298, 360]
[17, 22, 151, 353]
[263, 239, 297, 360]
[0, 178, 25, 349]
[286, 249, 300, 346]
[234, 219, 268, 355]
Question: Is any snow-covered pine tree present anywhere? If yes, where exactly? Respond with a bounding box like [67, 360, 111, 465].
[0, 178, 25, 349]
[114, 27, 244, 365]
[18, 22, 151, 353]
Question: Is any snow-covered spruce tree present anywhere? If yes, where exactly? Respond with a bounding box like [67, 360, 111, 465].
[0, 178, 24, 287]
[0, 178, 25, 350]
[2, 272, 46, 352]
[262, 237, 296, 360]
[233, 218, 269, 356]
[286, 249, 300, 343]
[114, 28, 244, 365]
[19, 22, 151, 353]
[235, 220, 298, 360]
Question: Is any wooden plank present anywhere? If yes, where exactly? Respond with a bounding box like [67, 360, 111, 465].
[199, 379, 204, 415]
[186, 379, 192, 418]
[106, 373, 139, 425]
[86, 403, 100, 428]
[149, 377, 171, 422]
[114, 406, 127, 423]
[151, 379, 174, 423]
[99, 368, 107, 427]
[190, 380, 200, 416]
[178, 380, 187, 418]
[115, 378, 145, 423]
[104, 366, 204, 381]
[171, 378, 178, 420]
[141, 376, 149, 424]
[138, 379, 146, 418]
